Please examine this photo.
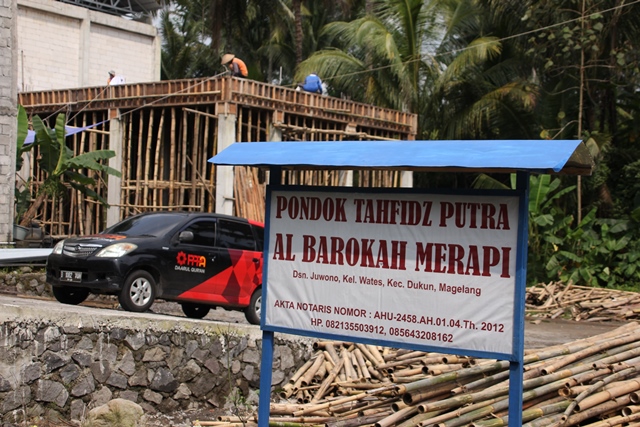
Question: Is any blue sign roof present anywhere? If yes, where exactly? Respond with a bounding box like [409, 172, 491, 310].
[210, 140, 592, 175]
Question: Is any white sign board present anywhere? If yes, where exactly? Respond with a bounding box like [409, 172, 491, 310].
[265, 189, 520, 355]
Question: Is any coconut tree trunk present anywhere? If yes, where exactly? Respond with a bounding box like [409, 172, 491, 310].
[293, 0, 303, 66]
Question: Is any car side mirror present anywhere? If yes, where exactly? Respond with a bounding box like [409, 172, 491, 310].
[179, 231, 194, 243]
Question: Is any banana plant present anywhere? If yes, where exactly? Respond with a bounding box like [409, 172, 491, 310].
[18, 111, 121, 226]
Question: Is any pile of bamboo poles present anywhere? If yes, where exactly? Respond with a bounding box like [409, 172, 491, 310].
[526, 282, 640, 322]
[194, 322, 640, 427]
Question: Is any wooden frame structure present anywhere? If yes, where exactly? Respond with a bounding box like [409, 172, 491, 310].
[18, 76, 418, 237]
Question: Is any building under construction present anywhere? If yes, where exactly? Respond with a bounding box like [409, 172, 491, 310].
[18, 76, 418, 238]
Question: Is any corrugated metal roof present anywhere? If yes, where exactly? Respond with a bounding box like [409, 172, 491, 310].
[209, 140, 593, 176]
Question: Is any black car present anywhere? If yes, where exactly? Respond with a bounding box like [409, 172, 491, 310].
[46, 212, 264, 324]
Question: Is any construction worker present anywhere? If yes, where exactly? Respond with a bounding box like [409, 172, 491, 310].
[299, 72, 323, 94]
[221, 54, 248, 78]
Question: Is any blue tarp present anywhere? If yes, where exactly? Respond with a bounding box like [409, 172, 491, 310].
[23, 121, 107, 145]
[209, 140, 585, 174]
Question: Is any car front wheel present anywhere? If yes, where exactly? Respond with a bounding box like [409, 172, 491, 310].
[244, 287, 262, 325]
[181, 302, 211, 319]
[119, 270, 156, 312]
[52, 286, 89, 305]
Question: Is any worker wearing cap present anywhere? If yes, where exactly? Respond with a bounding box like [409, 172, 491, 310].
[107, 70, 126, 85]
[221, 54, 248, 78]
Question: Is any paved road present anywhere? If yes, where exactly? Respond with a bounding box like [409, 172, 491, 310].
[0, 293, 628, 349]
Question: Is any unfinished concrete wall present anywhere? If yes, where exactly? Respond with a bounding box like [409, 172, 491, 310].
[16, 0, 159, 91]
[0, 0, 18, 241]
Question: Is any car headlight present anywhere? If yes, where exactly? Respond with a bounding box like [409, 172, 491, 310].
[95, 243, 138, 258]
[52, 240, 65, 255]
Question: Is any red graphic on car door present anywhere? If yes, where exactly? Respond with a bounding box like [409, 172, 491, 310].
[177, 248, 262, 306]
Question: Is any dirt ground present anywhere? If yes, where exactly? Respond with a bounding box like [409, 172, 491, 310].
[146, 299, 631, 349]
[522, 316, 629, 348]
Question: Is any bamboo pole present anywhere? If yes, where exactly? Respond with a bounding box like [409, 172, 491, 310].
[575, 380, 640, 412]
[562, 395, 632, 426]
[135, 109, 144, 208]
[143, 109, 154, 209]
[354, 349, 372, 380]
[374, 405, 418, 427]
[302, 355, 328, 387]
[179, 108, 188, 208]
[398, 360, 510, 396]
[168, 108, 177, 207]
[312, 356, 345, 403]
[293, 385, 396, 417]
[584, 411, 640, 427]
[564, 366, 640, 417]
[469, 400, 570, 427]
[416, 398, 501, 427]
[153, 109, 164, 211]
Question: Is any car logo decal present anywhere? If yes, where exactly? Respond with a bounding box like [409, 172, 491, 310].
[176, 251, 188, 266]
[175, 251, 207, 273]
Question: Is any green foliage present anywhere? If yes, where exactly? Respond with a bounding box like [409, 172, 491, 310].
[15, 105, 32, 222]
[297, 0, 440, 115]
[522, 174, 640, 289]
[16, 109, 121, 225]
[30, 113, 120, 205]
[546, 211, 640, 289]
[526, 174, 576, 284]
[14, 183, 31, 224]
[473, 172, 640, 289]
[15, 105, 29, 172]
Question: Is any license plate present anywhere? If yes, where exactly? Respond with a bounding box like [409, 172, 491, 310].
[60, 270, 83, 283]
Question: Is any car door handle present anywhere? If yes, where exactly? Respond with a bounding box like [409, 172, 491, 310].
[252, 258, 260, 264]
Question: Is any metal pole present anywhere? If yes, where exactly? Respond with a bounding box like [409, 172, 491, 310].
[257, 166, 281, 427]
[508, 171, 529, 426]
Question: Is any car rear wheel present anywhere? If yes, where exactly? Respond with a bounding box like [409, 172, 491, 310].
[181, 303, 211, 319]
[244, 287, 262, 325]
[119, 270, 156, 312]
[52, 286, 89, 305]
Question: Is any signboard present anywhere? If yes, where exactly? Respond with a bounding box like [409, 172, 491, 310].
[264, 187, 520, 356]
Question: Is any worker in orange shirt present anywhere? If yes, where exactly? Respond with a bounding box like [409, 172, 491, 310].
[221, 54, 248, 78]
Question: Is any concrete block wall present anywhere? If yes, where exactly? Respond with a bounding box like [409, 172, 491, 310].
[17, 5, 81, 91]
[0, 0, 17, 241]
[88, 21, 157, 86]
[16, 0, 160, 91]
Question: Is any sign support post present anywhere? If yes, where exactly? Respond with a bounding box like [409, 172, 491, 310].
[506, 171, 530, 426]
[258, 166, 281, 427]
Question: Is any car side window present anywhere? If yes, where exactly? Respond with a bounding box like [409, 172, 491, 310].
[217, 220, 256, 251]
[182, 220, 217, 247]
[253, 226, 264, 252]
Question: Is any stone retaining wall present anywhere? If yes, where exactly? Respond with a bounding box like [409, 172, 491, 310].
[0, 270, 315, 424]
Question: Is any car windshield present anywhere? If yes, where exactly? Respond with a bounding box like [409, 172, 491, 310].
[103, 214, 183, 237]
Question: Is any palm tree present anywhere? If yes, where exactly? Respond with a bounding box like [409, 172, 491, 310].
[258, 0, 361, 84]
[297, 0, 441, 117]
[159, 0, 218, 79]
[520, 0, 640, 220]
[425, 0, 538, 140]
